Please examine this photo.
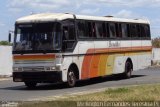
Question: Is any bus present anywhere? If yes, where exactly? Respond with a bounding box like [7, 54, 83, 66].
[12, 13, 152, 88]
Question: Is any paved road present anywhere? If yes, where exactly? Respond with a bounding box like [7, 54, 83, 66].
[0, 67, 160, 101]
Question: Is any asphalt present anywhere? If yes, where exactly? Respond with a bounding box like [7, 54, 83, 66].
[0, 67, 160, 101]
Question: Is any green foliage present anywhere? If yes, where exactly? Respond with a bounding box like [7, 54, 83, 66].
[105, 88, 130, 94]
[152, 37, 160, 48]
[0, 41, 12, 46]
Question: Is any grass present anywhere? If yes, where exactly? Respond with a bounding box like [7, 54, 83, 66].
[18, 84, 160, 107]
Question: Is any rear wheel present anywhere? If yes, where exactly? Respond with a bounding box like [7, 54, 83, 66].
[123, 61, 133, 79]
[24, 82, 37, 89]
[67, 69, 76, 87]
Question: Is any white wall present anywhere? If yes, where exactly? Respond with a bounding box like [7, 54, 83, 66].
[0, 46, 12, 76]
[152, 48, 160, 60]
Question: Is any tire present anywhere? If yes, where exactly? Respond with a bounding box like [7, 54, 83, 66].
[24, 82, 37, 89]
[123, 61, 133, 79]
[67, 68, 76, 87]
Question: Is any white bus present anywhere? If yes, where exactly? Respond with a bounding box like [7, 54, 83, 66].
[12, 13, 152, 88]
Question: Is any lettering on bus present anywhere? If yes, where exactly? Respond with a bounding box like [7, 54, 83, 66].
[109, 41, 120, 47]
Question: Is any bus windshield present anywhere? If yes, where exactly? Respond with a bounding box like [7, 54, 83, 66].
[13, 23, 61, 53]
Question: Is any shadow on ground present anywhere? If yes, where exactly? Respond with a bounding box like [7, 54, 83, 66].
[0, 74, 146, 91]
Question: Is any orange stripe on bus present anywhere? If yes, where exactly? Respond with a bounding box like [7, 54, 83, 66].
[98, 55, 108, 76]
[81, 49, 94, 79]
[95, 46, 152, 53]
[89, 55, 101, 78]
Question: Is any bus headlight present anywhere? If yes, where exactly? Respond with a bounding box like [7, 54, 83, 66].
[13, 67, 23, 72]
[44, 67, 56, 71]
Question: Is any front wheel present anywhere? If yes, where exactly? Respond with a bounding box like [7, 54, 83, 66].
[67, 69, 76, 88]
[24, 82, 37, 89]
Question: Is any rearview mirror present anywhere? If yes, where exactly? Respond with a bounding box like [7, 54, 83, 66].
[8, 33, 11, 43]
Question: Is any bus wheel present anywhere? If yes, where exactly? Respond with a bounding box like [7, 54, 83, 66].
[24, 82, 37, 89]
[67, 69, 76, 87]
[124, 61, 132, 79]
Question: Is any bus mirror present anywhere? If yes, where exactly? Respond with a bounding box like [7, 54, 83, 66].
[8, 33, 11, 43]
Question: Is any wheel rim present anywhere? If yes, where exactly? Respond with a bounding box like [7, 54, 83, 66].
[68, 71, 75, 86]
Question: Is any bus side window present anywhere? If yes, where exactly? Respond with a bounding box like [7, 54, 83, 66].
[77, 20, 86, 38]
[121, 23, 128, 38]
[140, 25, 147, 38]
[143, 24, 151, 39]
[86, 22, 92, 38]
[63, 26, 69, 40]
[137, 24, 141, 38]
[96, 22, 104, 38]
[85, 21, 96, 38]
[106, 23, 110, 38]
[109, 23, 116, 38]
[130, 24, 138, 38]
[115, 23, 122, 38]
[146, 25, 151, 39]
[127, 24, 131, 38]
[62, 20, 76, 51]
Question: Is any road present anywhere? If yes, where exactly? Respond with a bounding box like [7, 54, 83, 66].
[0, 67, 160, 101]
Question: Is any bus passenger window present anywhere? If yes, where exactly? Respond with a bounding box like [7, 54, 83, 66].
[137, 24, 141, 38]
[127, 24, 131, 38]
[109, 23, 116, 38]
[87, 22, 92, 38]
[140, 25, 147, 38]
[96, 22, 103, 38]
[92, 22, 96, 38]
[77, 21, 86, 38]
[130, 24, 138, 38]
[121, 24, 127, 38]
[115, 23, 122, 38]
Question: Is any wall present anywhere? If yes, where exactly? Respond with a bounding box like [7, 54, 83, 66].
[0, 46, 12, 76]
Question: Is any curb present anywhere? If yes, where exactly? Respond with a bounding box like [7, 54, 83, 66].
[0, 75, 12, 81]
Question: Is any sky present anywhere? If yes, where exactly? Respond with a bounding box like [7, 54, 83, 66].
[1, 0, 160, 40]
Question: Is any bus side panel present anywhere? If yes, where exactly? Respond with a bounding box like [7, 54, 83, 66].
[78, 41, 94, 80]
[61, 55, 73, 82]
[94, 41, 108, 77]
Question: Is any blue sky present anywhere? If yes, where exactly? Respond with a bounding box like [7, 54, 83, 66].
[1, 0, 160, 40]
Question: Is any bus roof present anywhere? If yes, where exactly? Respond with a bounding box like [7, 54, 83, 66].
[16, 13, 150, 24]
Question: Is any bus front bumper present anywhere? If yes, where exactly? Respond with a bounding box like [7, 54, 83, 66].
[13, 71, 62, 83]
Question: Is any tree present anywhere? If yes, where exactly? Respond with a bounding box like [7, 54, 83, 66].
[0, 41, 12, 46]
[152, 37, 160, 48]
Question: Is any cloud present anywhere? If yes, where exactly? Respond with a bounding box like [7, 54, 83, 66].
[7, 0, 160, 14]
[80, 8, 100, 15]
[113, 10, 140, 18]
[8, 7, 22, 13]
[82, 0, 160, 7]
[8, 0, 71, 12]
[0, 22, 5, 27]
